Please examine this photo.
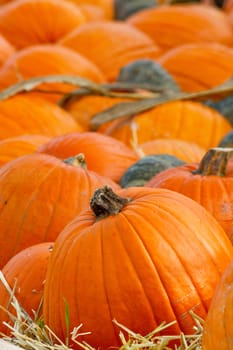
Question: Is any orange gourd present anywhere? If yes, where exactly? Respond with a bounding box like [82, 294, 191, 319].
[158, 43, 233, 92]
[0, 44, 105, 102]
[0, 135, 50, 167]
[139, 138, 206, 163]
[146, 148, 233, 243]
[97, 100, 231, 149]
[0, 242, 53, 335]
[127, 4, 233, 53]
[43, 185, 233, 349]
[60, 20, 161, 81]
[0, 0, 87, 50]
[0, 152, 119, 268]
[0, 95, 82, 140]
[37, 132, 139, 182]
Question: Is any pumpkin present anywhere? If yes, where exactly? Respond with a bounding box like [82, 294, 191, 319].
[119, 154, 184, 188]
[0, 44, 105, 102]
[0, 95, 82, 140]
[158, 43, 233, 92]
[43, 185, 233, 349]
[127, 4, 233, 53]
[0, 34, 15, 68]
[97, 100, 231, 149]
[0, 0, 87, 50]
[146, 147, 233, 243]
[202, 260, 233, 350]
[139, 138, 206, 163]
[59, 20, 161, 82]
[37, 132, 140, 183]
[0, 135, 50, 167]
[0, 242, 53, 335]
[0, 152, 119, 268]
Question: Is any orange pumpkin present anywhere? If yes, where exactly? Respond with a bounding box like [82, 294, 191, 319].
[43, 185, 233, 349]
[0, 135, 50, 167]
[0, 95, 82, 140]
[202, 260, 233, 350]
[0, 242, 53, 335]
[0, 0, 87, 50]
[59, 20, 161, 82]
[0, 152, 119, 268]
[97, 100, 231, 149]
[158, 43, 233, 92]
[127, 4, 233, 53]
[0, 44, 105, 102]
[139, 138, 206, 163]
[0, 34, 15, 68]
[37, 131, 140, 182]
[146, 147, 233, 243]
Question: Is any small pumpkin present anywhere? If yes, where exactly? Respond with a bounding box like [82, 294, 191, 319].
[0, 95, 82, 140]
[59, 21, 161, 82]
[139, 138, 206, 163]
[0, 242, 53, 335]
[146, 147, 233, 243]
[0, 152, 119, 268]
[119, 154, 184, 188]
[37, 132, 140, 183]
[0, 44, 105, 102]
[0, 0, 87, 50]
[43, 185, 233, 349]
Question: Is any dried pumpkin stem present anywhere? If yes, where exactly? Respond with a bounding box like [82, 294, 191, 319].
[63, 153, 86, 169]
[193, 147, 233, 176]
[90, 186, 130, 219]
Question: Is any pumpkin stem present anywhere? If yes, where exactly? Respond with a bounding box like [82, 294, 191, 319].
[63, 153, 86, 169]
[90, 186, 130, 219]
[193, 147, 233, 176]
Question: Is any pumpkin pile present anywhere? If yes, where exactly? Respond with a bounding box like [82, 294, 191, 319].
[0, 1, 233, 350]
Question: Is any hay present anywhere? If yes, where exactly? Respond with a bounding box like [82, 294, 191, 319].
[0, 272, 203, 350]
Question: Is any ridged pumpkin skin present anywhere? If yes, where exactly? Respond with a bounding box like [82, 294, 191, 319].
[43, 186, 233, 349]
[97, 100, 231, 149]
[0, 0, 87, 50]
[37, 132, 140, 183]
[158, 43, 233, 92]
[146, 148, 233, 243]
[0, 44, 105, 102]
[59, 21, 161, 81]
[0, 242, 53, 335]
[0, 153, 119, 268]
[0, 95, 82, 140]
[139, 139, 206, 163]
[0, 34, 15, 68]
[202, 260, 233, 350]
[0, 135, 50, 167]
[127, 4, 233, 53]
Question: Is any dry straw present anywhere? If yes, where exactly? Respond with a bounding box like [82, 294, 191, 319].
[0, 272, 203, 350]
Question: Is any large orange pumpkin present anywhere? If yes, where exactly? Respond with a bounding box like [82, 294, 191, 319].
[59, 20, 161, 81]
[97, 100, 231, 149]
[0, 153, 119, 268]
[0, 242, 53, 335]
[0, 95, 82, 140]
[43, 185, 233, 349]
[146, 147, 233, 243]
[127, 4, 233, 53]
[158, 43, 233, 92]
[202, 260, 233, 350]
[0, 44, 105, 102]
[0, 0, 87, 50]
[37, 132, 140, 183]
